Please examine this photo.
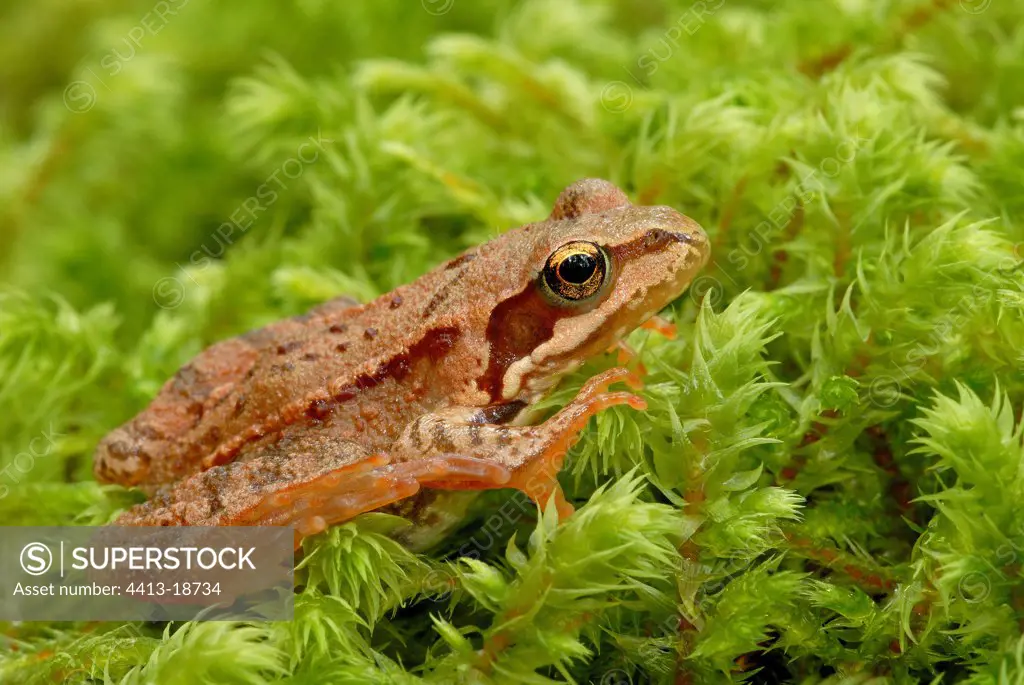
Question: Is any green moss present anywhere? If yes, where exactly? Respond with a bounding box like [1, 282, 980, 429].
[2, 0, 1024, 682]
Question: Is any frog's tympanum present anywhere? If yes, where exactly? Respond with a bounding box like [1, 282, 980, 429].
[95, 179, 710, 539]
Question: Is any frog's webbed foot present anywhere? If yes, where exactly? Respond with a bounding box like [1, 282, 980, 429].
[398, 367, 646, 521]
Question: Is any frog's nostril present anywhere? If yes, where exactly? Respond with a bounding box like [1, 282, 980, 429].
[643, 229, 692, 248]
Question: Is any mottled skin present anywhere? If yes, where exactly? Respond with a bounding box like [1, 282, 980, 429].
[95, 179, 710, 538]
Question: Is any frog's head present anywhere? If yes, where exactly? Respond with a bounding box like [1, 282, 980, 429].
[475, 178, 710, 402]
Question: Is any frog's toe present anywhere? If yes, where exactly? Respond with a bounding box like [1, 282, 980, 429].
[296, 515, 328, 538]
[640, 314, 677, 339]
[609, 340, 648, 376]
[555, 367, 646, 442]
[507, 457, 575, 521]
[325, 472, 421, 518]
[315, 475, 419, 523]
[398, 455, 512, 485]
[554, 391, 647, 441]
[578, 367, 644, 400]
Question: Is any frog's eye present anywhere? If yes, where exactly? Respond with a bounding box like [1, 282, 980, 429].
[541, 241, 609, 304]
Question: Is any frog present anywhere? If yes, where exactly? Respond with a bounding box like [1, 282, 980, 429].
[94, 179, 710, 541]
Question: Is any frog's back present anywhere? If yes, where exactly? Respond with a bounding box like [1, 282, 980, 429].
[93, 256, 490, 490]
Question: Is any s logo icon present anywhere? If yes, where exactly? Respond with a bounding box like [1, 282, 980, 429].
[20, 542, 53, 576]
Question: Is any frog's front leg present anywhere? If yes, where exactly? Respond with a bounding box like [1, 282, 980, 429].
[394, 367, 646, 519]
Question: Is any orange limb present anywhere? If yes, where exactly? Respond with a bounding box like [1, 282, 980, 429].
[607, 339, 648, 376]
[234, 454, 511, 546]
[641, 315, 677, 339]
[261, 368, 644, 540]
[508, 367, 646, 521]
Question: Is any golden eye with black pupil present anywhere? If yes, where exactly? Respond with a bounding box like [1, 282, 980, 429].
[541, 241, 609, 303]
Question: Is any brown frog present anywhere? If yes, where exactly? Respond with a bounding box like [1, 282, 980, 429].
[94, 179, 710, 539]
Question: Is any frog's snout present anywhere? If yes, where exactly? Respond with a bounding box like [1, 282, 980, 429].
[649, 212, 710, 269]
[671, 214, 710, 262]
[646, 228, 698, 248]
[634, 228, 694, 255]
[646, 204, 708, 245]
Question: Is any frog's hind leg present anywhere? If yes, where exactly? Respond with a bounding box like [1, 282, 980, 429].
[114, 434, 511, 544]
[233, 455, 511, 539]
